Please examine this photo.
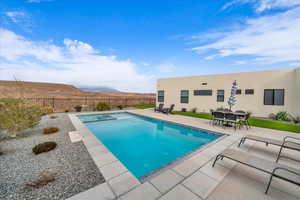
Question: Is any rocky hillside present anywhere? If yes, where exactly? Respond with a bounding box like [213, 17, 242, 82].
[0, 80, 155, 98]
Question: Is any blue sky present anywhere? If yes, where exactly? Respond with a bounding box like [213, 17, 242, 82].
[1, 0, 300, 92]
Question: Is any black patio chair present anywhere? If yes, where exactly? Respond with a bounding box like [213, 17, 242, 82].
[154, 103, 164, 112]
[162, 104, 175, 114]
[224, 113, 239, 130]
[212, 111, 225, 126]
[239, 113, 251, 129]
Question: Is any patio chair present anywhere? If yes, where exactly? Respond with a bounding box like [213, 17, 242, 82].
[212, 111, 225, 126]
[162, 104, 175, 114]
[212, 149, 300, 194]
[238, 113, 251, 129]
[209, 109, 215, 125]
[238, 135, 300, 163]
[224, 113, 239, 130]
[154, 103, 164, 112]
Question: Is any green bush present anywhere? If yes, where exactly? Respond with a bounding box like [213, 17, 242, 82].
[96, 102, 110, 111]
[268, 113, 276, 120]
[43, 127, 59, 134]
[291, 115, 300, 124]
[191, 108, 197, 113]
[275, 111, 291, 122]
[32, 141, 57, 155]
[216, 106, 225, 111]
[74, 105, 82, 112]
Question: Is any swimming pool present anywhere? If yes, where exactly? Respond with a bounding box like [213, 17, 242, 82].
[79, 112, 222, 179]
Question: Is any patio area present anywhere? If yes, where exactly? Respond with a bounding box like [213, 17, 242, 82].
[68, 109, 300, 200]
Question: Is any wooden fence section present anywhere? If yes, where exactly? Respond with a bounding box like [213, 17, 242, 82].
[25, 97, 155, 112]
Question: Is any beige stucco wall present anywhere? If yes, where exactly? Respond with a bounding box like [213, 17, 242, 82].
[157, 69, 299, 117]
[295, 67, 300, 117]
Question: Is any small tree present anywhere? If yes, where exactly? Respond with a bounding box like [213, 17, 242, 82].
[228, 80, 238, 111]
[0, 98, 44, 155]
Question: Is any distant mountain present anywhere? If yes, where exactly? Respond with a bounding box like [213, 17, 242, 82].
[80, 86, 121, 93]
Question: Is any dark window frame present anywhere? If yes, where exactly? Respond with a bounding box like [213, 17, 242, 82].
[236, 89, 242, 95]
[217, 89, 224, 102]
[264, 89, 284, 106]
[194, 90, 213, 96]
[245, 89, 254, 95]
[180, 90, 189, 104]
[157, 90, 164, 102]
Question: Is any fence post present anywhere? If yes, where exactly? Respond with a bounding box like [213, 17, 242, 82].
[52, 98, 55, 109]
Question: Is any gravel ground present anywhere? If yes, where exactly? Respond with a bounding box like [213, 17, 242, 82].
[0, 113, 105, 200]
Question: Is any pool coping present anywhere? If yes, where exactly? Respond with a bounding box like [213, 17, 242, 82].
[67, 110, 242, 199]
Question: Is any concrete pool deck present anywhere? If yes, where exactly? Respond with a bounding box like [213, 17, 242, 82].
[67, 109, 300, 200]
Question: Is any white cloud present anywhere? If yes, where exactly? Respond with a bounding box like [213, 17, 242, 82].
[289, 62, 300, 67]
[26, 0, 52, 3]
[0, 29, 154, 92]
[192, 7, 300, 64]
[4, 11, 26, 23]
[223, 0, 300, 13]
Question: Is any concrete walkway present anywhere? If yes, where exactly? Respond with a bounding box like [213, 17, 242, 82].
[68, 109, 300, 200]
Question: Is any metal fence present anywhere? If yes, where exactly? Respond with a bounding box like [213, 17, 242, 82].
[25, 97, 155, 112]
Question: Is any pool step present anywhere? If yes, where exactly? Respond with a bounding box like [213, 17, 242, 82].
[69, 131, 83, 143]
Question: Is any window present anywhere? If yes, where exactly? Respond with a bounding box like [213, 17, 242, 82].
[181, 90, 189, 103]
[264, 89, 284, 105]
[236, 89, 242, 95]
[217, 90, 224, 102]
[157, 90, 164, 102]
[201, 82, 208, 85]
[245, 89, 254, 95]
[194, 90, 213, 96]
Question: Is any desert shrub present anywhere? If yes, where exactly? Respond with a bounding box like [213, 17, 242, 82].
[74, 105, 82, 112]
[32, 141, 57, 155]
[268, 113, 276, 120]
[216, 106, 225, 111]
[41, 106, 53, 115]
[25, 169, 57, 189]
[191, 108, 197, 113]
[117, 105, 123, 110]
[275, 111, 291, 121]
[0, 98, 43, 137]
[43, 127, 59, 134]
[96, 102, 110, 111]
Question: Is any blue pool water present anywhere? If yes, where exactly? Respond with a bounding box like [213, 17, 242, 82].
[79, 113, 221, 179]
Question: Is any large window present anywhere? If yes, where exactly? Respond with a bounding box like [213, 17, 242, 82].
[236, 89, 242, 95]
[157, 90, 164, 102]
[194, 90, 213, 96]
[245, 89, 254, 95]
[217, 90, 224, 102]
[264, 89, 284, 105]
[181, 90, 189, 103]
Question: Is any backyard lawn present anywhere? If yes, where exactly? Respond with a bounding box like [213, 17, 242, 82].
[134, 105, 155, 109]
[172, 111, 300, 133]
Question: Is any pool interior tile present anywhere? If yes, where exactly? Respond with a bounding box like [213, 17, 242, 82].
[108, 172, 140, 197]
[149, 169, 184, 194]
